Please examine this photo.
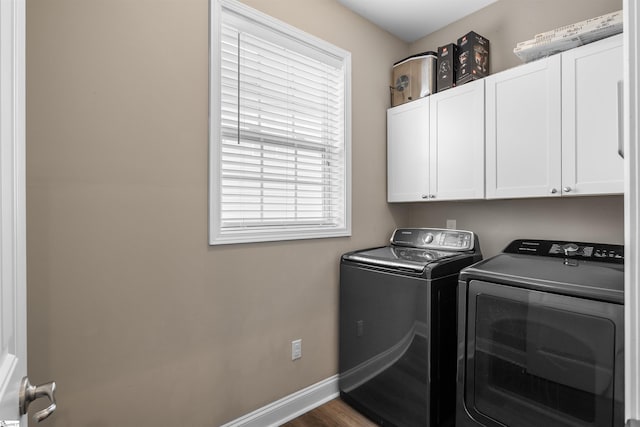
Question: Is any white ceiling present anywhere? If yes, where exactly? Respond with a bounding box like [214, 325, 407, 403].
[337, 0, 498, 43]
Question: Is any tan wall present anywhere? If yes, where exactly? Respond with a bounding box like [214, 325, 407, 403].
[411, 0, 623, 74]
[25, 0, 624, 425]
[407, 197, 624, 258]
[406, 0, 624, 257]
[25, 0, 407, 425]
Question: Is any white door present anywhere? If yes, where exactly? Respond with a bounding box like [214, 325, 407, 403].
[485, 55, 562, 199]
[0, 0, 56, 425]
[562, 33, 624, 196]
[387, 97, 430, 202]
[429, 79, 485, 200]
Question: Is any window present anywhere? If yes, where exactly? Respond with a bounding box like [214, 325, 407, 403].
[209, 0, 351, 245]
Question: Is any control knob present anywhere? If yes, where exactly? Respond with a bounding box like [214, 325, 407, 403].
[424, 233, 434, 244]
[562, 243, 580, 256]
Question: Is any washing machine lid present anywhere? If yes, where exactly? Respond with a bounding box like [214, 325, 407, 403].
[343, 246, 458, 272]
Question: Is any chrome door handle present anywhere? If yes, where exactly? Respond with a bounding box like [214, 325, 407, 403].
[550, 188, 558, 194]
[19, 377, 57, 422]
[563, 186, 572, 193]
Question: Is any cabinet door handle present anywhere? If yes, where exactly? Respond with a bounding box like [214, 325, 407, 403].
[550, 188, 558, 194]
[421, 194, 429, 199]
[563, 186, 573, 193]
[618, 80, 624, 158]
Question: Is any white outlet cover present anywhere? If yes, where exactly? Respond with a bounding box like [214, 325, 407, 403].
[292, 339, 302, 360]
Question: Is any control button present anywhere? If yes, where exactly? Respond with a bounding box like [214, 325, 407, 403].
[424, 233, 434, 244]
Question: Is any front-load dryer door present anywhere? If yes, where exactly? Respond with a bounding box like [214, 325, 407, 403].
[461, 279, 624, 427]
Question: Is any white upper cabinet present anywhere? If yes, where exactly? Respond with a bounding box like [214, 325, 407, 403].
[561, 34, 623, 196]
[429, 79, 485, 200]
[485, 55, 562, 199]
[387, 97, 430, 202]
[388, 35, 623, 203]
[387, 81, 485, 202]
[486, 35, 623, 200]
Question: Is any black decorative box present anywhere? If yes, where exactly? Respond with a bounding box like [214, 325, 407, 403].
[456, 31, 490, 85]
[436, 43, 457, 92]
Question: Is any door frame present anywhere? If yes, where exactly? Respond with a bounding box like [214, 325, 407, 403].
[0, 0, 27, 423]
[624, 0, 640, 425]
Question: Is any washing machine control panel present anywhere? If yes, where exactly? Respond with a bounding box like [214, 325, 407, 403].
[391, 228, 475, 251]
[505, 239, 624, 264]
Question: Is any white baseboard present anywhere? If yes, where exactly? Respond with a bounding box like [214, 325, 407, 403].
[220, 375, 339, 427]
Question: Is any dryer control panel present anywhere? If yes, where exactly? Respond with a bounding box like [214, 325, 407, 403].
[391, 228, 475, 251]
[504, 239, 624, 264]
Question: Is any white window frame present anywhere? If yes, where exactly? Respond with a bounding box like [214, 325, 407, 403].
[209, 0, 352, 245]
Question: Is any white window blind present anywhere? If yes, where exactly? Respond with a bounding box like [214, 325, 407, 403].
[210, 0, 351, 245]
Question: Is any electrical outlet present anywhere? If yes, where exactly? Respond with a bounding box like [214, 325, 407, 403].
[446, 219, 457, 230]
[291, 339, 302, 360]
[356, 320, 364, 337]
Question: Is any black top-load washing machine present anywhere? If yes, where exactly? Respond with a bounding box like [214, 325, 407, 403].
[339, 228, 482, 427]
[457, 239, 624, 427]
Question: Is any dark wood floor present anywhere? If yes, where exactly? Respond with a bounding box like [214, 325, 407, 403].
[281, 398, 378, 427]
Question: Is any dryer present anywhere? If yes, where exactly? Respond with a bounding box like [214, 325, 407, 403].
[456, 239, 624, 427]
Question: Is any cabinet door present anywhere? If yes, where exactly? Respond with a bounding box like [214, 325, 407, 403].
[429, 79, 485, 200]
[387, 97, 430, 202]
[562, 34, 624, 196]
[486, 55, 562, 199]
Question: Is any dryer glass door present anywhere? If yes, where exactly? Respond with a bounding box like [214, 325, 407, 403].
[464, 280, 624, 427]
